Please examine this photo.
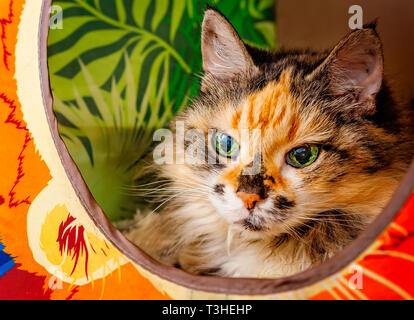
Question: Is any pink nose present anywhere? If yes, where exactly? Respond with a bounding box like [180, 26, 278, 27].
[236, 191, 263, 210]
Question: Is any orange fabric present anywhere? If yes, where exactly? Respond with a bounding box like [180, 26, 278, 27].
[309, 193, 414, 300]
[0, 0, 169, 300]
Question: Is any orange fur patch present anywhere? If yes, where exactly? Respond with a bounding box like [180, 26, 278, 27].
[223, 69, 299, 191]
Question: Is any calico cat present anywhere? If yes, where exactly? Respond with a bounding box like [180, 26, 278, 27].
[124, 9, 414, 278]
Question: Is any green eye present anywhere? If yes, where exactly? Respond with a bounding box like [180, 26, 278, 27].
[286, 144, 320, 168]
[214, 132, 239, 158]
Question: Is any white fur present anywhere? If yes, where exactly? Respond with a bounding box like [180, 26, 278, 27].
[124, 177, 314, 278]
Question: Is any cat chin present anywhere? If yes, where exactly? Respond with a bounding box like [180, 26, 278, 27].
[209, 194, 282, 232]
[216, 207, 284, 234]
[208, 193, 250, 224]
[214, 206, 250, 224]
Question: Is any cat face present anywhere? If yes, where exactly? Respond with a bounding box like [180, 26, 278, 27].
[159, 9, 402, 239]
[178, 70, 388, 236]
[199, 72, 330, 233]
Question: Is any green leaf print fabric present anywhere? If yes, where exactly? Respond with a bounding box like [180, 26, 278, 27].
[48, 0, 276, 221]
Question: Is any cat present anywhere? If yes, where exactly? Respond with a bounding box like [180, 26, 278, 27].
[123, 8, 414, 278]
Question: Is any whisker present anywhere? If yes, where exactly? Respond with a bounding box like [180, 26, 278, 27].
[122, 179, 174, 189]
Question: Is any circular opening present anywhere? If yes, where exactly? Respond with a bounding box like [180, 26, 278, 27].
[42, 0, 414, 295]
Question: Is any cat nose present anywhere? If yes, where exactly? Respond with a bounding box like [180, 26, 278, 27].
[236, 191, 263, 210]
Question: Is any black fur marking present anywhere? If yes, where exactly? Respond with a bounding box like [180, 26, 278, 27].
[237, 173, 266, 198]
[291, 210, 365, 263]
[360, 138, 392, 173]
[273, 233, 290, 248]
[267, 209, 289, 221]
[274, 196, 295, 210]
[242, 218, 264, 231]
[370, 83, 402, 134]
[363, 164, 383, 174]
[214, 184, 225, 195]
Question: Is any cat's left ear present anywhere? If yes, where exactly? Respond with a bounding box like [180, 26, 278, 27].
[310, 26, 383, 118]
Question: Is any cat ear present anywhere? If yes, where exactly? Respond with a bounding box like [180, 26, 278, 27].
[201, 9, 257, 82]
[311, 27, 383, 118]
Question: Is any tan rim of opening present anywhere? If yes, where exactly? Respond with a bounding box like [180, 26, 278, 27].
[39, 0, 414, 295]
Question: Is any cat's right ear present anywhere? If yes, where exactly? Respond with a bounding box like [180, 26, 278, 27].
[201, 9, 257, 86]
